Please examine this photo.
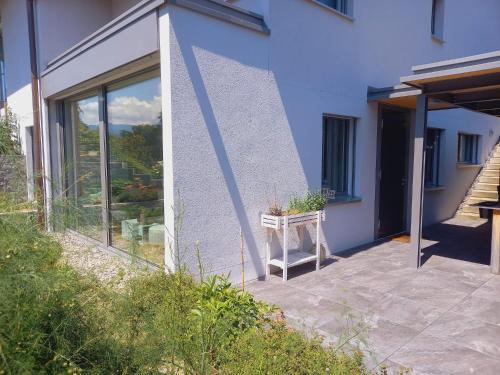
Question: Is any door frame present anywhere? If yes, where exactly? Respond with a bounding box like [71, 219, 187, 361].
[374, 104, 412, 240]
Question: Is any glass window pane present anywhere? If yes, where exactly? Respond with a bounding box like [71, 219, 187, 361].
[425, 129, 440, 186]
[322, 117, 350, 195]
[64, 95, 102, 240]
[107, 76, 163, 264]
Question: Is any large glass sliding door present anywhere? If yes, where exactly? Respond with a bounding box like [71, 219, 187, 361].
[64, 95, 103, 240]
[62, 71, 163, 264]
[107, 76, 164, 264]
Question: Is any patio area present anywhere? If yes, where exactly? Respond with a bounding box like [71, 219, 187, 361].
[248, 216, 500, 374]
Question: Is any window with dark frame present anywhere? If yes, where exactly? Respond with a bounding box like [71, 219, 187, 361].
[425, 128, 442, 187]
[431, 0, 445, 39]
[315, 0, 349, 15]
[61, 70, 164, 265]
[322, 115, 355, 198]
[457, 133, 479, 164]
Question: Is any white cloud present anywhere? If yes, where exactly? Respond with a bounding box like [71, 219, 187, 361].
[108, 95, 161, 125]
[79, 101, 99, 126]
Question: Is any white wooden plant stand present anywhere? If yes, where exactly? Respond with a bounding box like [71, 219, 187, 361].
[261, 211, 325, 282]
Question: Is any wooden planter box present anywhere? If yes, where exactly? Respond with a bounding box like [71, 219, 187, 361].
[261, 210, 325, 282]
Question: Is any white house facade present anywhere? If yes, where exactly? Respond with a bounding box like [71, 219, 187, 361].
[1, 0, 500, 282]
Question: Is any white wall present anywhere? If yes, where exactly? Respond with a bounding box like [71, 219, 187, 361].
[164, 0, 500, 282]
[35, 0, 113, 70]
[111, 0, 142, 18]
[424, 109, 500, 226]
[0, 0, 34, 155]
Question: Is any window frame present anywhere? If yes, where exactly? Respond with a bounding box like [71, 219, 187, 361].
[425, 127, 443, 188]
[431, 0, 445, 41]
[457, 132, 480, 165]
[321, 114, 357, 201]
[57, 67, 162, 265]
[309, 0, 354, 19]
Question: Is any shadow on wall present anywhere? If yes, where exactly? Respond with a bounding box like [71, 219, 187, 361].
[171, 9, 316, 276]
[175, 37, 265, 276]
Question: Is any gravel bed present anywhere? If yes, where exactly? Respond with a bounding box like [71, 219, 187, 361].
[51, 231, 151, 288]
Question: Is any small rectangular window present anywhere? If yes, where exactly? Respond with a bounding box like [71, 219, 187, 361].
[425, 128, 442, 187]
[431, 0, 445, 40]
[457, 133, 479, 164]
[322, 115, 356, 198]
[315, 0, 350, 16]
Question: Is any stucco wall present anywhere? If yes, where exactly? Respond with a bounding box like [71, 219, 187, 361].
[165, 0, 500, 282]
[35, 0, 113, 70]
[111, 0, 142, 18]
[424, 109, 500, 226]
[0, 0, 34, 155]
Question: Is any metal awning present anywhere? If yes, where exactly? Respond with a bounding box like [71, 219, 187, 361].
[369, 50, 500, 117]
[401, 50, 500, 117]
[368, 50, 500, 274]
[367, 84, 455, 110]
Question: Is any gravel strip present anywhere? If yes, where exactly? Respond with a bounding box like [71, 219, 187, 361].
[51, 231, 151, 288]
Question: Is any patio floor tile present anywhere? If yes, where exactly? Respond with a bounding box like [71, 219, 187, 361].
[451, 295, 500, 326]
[388, 278, 469, 309]
[389, 334, 500, 375]
[247, 279, 352, 330]
[470, 276, 500, 302]
[398, 267, 480, 294]
[425, 257, 493, 284]
[336, 268, 416, 294]
[291, 276, 386, 312]
[248, 217, 500, 373]
[424, 312, 500, 359]
[320, 316, 419, 367]
[367, 293, 444, 331]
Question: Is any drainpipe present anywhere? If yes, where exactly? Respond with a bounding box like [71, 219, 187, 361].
[26, 0, 44, 225]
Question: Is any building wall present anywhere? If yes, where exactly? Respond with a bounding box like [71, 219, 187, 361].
[165, 0, 500, 282]
[423, 109, 500, 226]
[111, 0, 142, 18]
[35, 0, 113, 70]
[0, 0, 34, 156]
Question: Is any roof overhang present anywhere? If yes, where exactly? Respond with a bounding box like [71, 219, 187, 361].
[368, 84, 455, 111]
[369, 50, 500, 118]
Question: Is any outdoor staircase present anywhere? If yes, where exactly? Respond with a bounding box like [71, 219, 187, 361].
[456, 143, 500, 218]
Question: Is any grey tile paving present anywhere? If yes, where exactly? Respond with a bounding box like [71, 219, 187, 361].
[451, 295, 500, 326]
[424, 312, 500, 359]
[368, 293, 444, 331]
[470, 276, 500, 302]
[389, 280, 469, 309]
[390, 334, 500, 375]
[293, 276, 386, 312]
[248, 217, 500, 373]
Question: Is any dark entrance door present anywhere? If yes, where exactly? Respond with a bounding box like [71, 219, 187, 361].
[378, 108, 409, 238]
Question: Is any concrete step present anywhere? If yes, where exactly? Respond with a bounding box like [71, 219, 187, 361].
[489, 157, 500, 164]
[466, 196, 498, 205]
[474, 182, 499, 191]
[470, 189, 498, 199]
[456, 212, 480, 219]
[484, 163, 500, 171]
[478, 175, 500, 184]
[459, 205, 480, 215]
[482, 169, 500, 177]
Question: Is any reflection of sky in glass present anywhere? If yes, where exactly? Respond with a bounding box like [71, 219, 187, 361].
[77, 97, 99, 127]
[107, 77, 161, 127]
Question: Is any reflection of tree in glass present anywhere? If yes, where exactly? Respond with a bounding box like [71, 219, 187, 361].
[110, 123, 162, 175]
[76, 106, 101, 196]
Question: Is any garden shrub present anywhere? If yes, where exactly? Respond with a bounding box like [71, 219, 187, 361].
[0, 214, 126, 374]
[0, 212, 366, 374]
[219, 320, 365, 375]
